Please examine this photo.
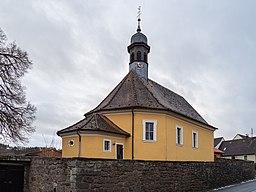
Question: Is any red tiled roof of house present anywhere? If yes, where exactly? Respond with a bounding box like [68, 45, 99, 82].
[214, 148, 224, 154]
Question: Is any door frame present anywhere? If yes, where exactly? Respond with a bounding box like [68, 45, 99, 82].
[115, 143, 124, 159]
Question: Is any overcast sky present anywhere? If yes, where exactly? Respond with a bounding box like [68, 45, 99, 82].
[0, 0, 255, 147]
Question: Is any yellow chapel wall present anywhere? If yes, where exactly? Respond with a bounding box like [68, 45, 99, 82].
[62, 136, 79, 158]
[104, 113, 133, 160]
[133, 113, 167, 160]
[62, 134, 126, 159]
[61, 111, 214, 161]
[106, 111, 214, 162]
[80, 134, 126, 159]
[165, 115, 214, 161]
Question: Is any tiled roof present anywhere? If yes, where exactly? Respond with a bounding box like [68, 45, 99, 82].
[57, 114, 130, 136]
[214, 137, 224, 147]
[86, 70, 210, 126]
[219, 136, 256, 156]
[214, 148, 224, 154]
[233, 134, 246, 140]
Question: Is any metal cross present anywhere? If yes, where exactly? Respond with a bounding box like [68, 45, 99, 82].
[137, 6, 141, 19]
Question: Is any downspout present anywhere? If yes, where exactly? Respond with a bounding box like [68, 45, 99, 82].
[77, 129, 81, 158]
[132, 108, 134, 160]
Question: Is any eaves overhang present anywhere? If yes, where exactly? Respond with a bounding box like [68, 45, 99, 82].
[57, 129, 130, 138]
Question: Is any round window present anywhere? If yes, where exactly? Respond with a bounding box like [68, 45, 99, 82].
[68, 140, 74, 147]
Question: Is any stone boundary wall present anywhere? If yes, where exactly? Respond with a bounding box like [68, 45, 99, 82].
[26, 158, 255, 192]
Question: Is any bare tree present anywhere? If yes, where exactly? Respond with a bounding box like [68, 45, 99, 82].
[0, 28, 36, 143]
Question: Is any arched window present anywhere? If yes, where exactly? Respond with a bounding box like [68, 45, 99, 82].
[130, 53, 134, 63]
[144, 53, 147, 63]
[137, 51, 141, 61]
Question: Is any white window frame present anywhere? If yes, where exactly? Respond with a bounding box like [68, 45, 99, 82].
[143, 120, 157, 142]
[103, 139, 111, 152]
[176, 125, 183, 145]
[192, 131, 198, 148]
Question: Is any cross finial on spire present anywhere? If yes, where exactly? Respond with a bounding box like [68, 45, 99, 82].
[137, 6, 141, 32]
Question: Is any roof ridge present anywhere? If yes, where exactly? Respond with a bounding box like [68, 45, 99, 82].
[57, 116, 92, 135]
[147, 78, 207, 124]
[141, 79, 171, 109]
[130, 71, 138, 105]
[94, 113, 99, 129]
[57, 113, 130, 136]
[129, 71, 166, 108]
[57, 118, 85, 135]
[85, 71, 133, 116]
[99, 114, 130, 136]
[147, 79, 186, 108]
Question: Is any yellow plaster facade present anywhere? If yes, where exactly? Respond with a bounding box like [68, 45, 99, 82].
[61, 110, 214, 161]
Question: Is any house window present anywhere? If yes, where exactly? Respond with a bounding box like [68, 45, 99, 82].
[176, 126, 183, 145]
[244, 155, 248, 161]
[143, 120, 157, 141]
[192, 131, 198, 148]
[103, 139, 111, 152]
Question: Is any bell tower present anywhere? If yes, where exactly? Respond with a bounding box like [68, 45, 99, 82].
[127, 8, 150, 81]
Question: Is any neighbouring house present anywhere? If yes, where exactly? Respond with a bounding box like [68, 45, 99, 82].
[233, 133, 248, 140]
[214, 137, 224, 158]
[57, 18, 217, 161]
[218, 134, 256, 162]
[214, 148, 224, 158]
[214, 137, 225, 149]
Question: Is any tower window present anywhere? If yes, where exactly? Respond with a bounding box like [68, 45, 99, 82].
[130, 53, 134, 63]
[137, 51, 141, 60]
[144, 53, 147, 62]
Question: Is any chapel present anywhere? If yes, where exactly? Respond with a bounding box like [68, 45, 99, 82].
[57, 16, 216, 161]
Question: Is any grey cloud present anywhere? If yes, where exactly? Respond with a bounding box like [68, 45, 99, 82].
[0, 0, 255, 145]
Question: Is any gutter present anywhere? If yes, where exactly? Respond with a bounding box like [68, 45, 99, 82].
[77, 129, 81, 157]
[132, 108, 134, 160]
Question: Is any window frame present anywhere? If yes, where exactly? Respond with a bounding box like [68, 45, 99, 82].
[192, 131, 198, 148]
[176, 125, 183, 145]
[143, 120, 157, 142]
[68, 139, 75, 147]
[103, 139, 111, 152]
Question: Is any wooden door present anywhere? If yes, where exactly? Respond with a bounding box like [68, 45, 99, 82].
[116, 144, 123, 160]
